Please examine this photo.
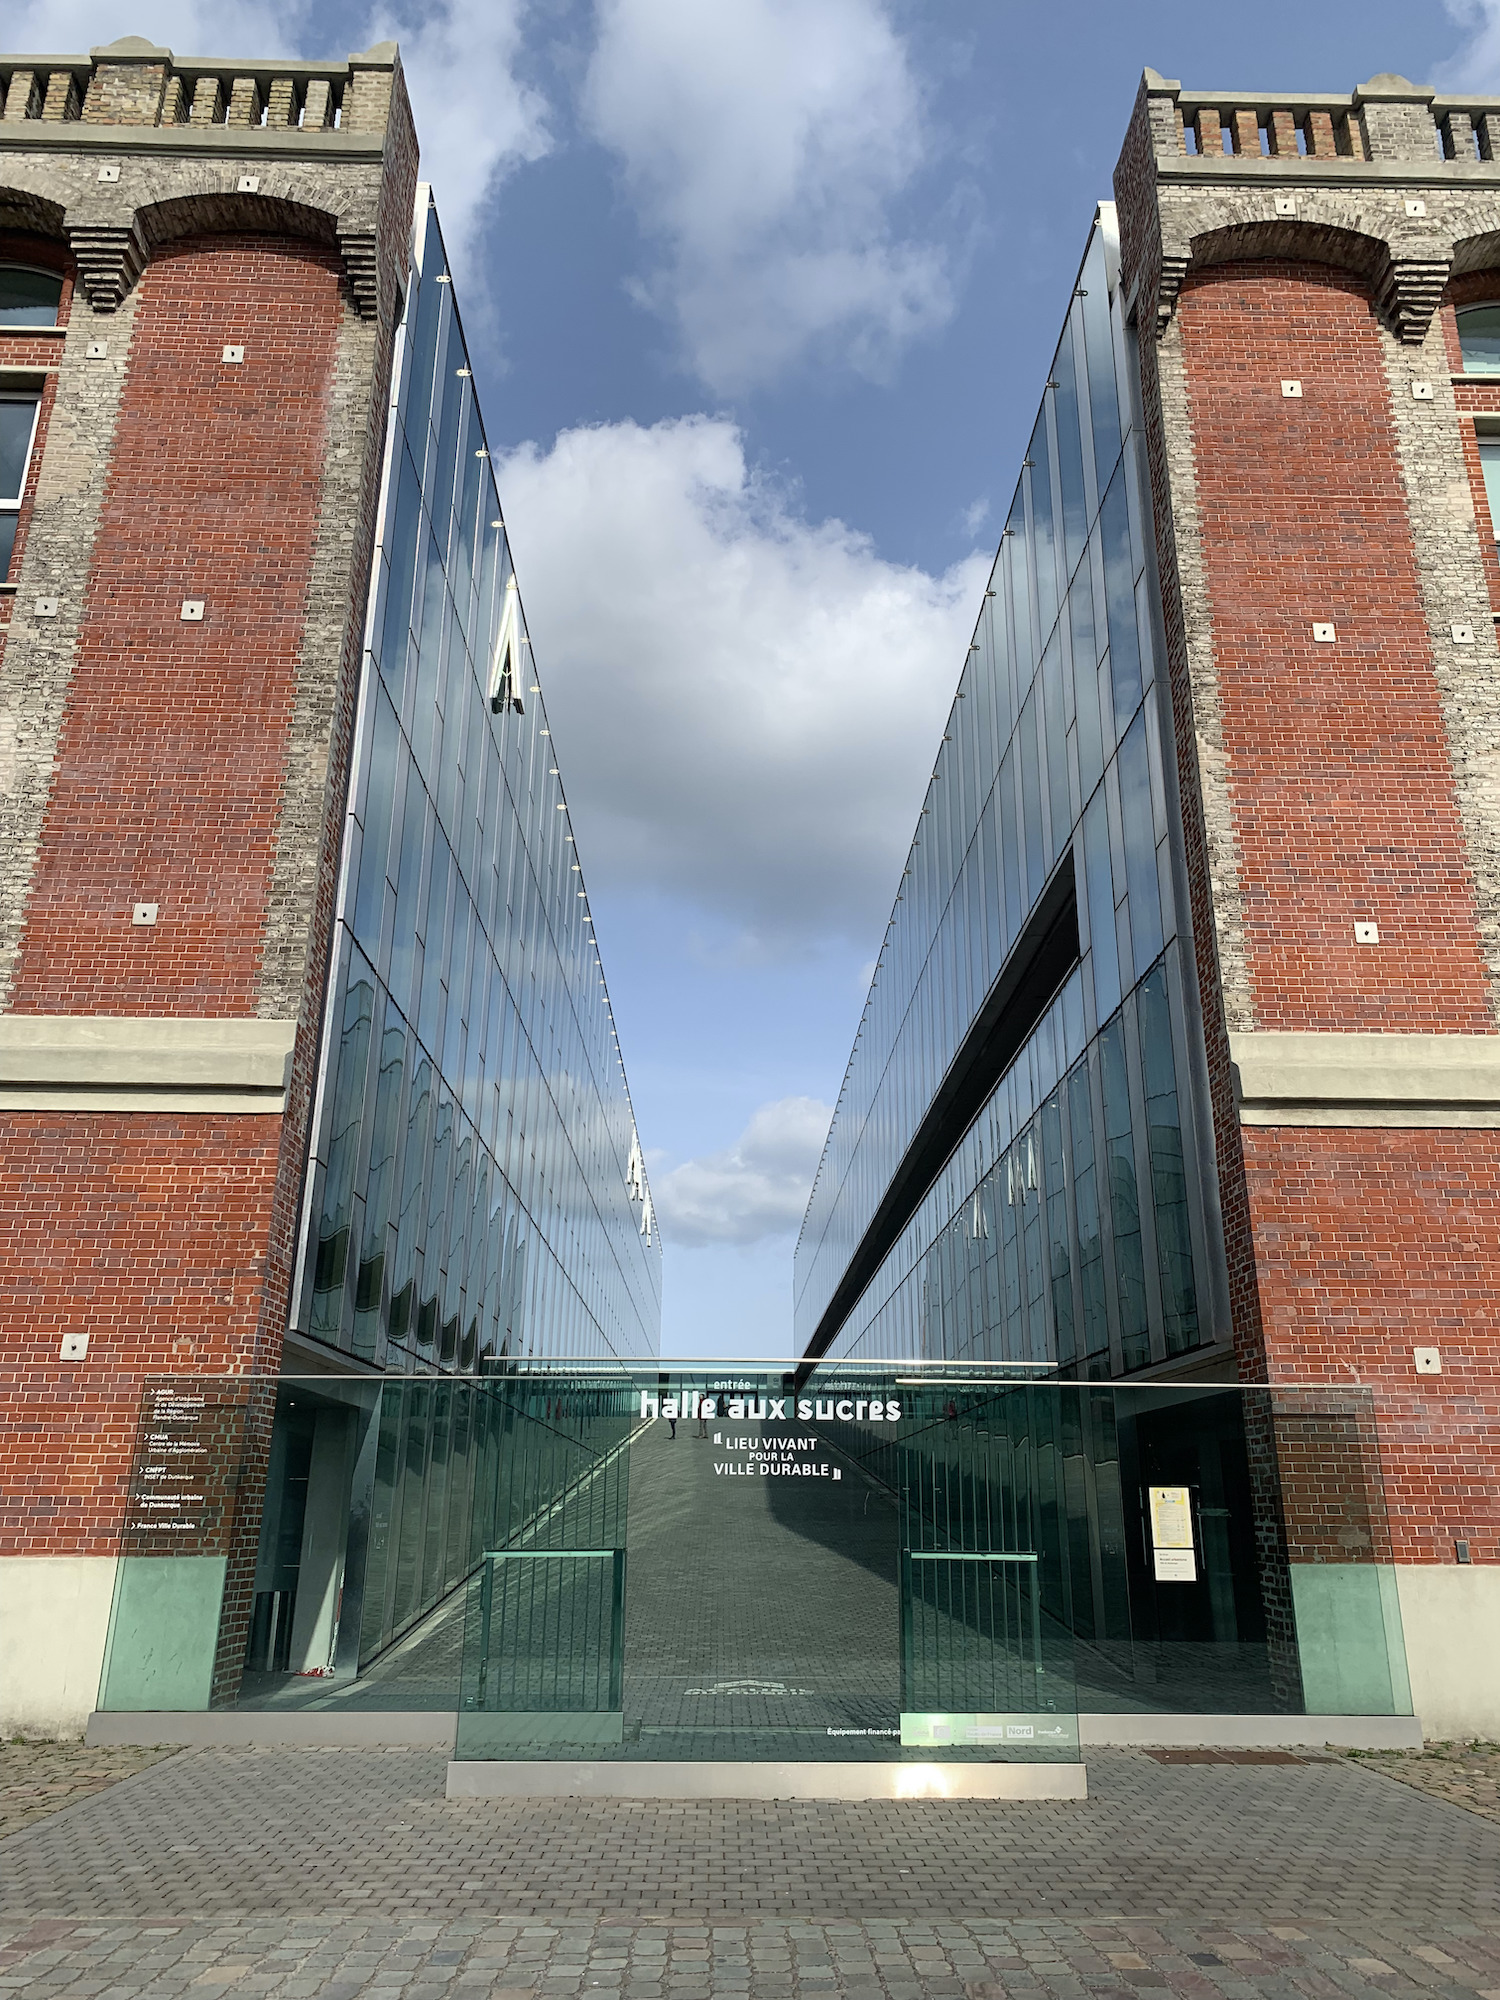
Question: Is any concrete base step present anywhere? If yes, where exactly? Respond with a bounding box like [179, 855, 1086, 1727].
[445, 1758, 1089, 1800]
[85, 1709, 1423, 1752]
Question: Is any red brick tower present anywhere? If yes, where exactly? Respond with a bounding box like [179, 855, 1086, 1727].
[0, 38, 415, 1732]
[1116, 71, 1500, 1735]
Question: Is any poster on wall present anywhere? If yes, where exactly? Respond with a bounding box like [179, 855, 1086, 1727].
[1149, 1484, 1198, 1582]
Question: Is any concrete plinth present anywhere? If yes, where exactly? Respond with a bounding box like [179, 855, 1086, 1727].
[83, 1710, 1425, 1754]
[443, 1758, 1089, 1800]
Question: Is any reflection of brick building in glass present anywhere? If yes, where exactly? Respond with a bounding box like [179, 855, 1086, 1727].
[798, 72, 1500, 1738]
[0, 38, 659, 1737]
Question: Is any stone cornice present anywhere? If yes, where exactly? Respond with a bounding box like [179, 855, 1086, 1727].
[0, 1015, 297, 1112]
[1231, 1032, 1500, 1126]
[0, 127, 386, 161]
[1156, 158, 1500, 189]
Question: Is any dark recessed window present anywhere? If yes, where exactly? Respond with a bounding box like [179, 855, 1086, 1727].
[1457, 303, 1500, 374]
[0, 393, 41, 581]
[0, 267, 63, 329]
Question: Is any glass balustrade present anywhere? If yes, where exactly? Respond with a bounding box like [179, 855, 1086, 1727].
[95, 1366, 1411, 1758]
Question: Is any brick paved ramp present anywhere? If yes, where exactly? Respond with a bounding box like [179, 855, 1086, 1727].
[2, 1748, 1498, 1996]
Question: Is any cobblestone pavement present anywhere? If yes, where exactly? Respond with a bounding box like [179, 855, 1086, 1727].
[0, 1914, 1497, 2000]
[1345, 1743, 1500, 1824]
[2, 1747, 1498, 1995]
[0, 1743, 174, 1838]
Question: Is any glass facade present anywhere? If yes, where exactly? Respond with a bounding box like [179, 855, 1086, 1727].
[292, 191, 661, 1375]
[795, 206, 1221, 1374]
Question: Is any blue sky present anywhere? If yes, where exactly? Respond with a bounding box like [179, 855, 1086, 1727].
[19, 0, 1498, 1354]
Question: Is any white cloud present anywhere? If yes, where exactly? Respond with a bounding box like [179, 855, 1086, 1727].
[4, 0, 292, 51]
[6, 0, 548, 258]
[365, 0, 550, 253]
[497, 414, 986, 955]
[1437, 1, 1500, 86]
[654, 1096, 832, 1247]
[580, 0, 952, 392]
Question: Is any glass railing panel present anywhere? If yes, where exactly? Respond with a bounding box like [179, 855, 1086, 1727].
[456, 1548, 625, 1755]
[900, 1551, 1079, 1758]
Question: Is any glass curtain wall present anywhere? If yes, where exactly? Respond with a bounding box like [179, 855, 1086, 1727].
[794, 204, 1217, 1372]
[293, 191, 662, 1373]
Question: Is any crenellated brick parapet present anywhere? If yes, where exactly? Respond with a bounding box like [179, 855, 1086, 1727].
[0, 35, 411, 320]
[1118, 70, 1500, 347]
[0, 36, 397, 139]
[1144, 70, 1500, 169]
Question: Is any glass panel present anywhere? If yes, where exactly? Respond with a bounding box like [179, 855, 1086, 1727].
[1041, 634, 1071, 854]
[1028, 411, 1059, 642]
[1099, 1020, 1149, 1373]
[1480, 439, 1500, 536]
[1137, 966, 1199, 1357]
[1117, 711, 1163, 977]
[101, 1370, 1417, 1736]
[0, 266, 61, 326]
[98, 1379, 266, 1712]
[1019, 690, 1045, 904]
[1079, 232, 1122, 479]
[1041, 1095, 1073, 1370]
[353, 1016, 406, 1355]
[1053, 320, 1089, 575]
[377, 446, 424, 683]
[1081, 791, 1119, 1020]
[309, 963, 376, 1342]
[1100, 469, 1143, 725]
[1006, 495, 1032, 685]
[1068, 1062, 1109, 1366]
[1457, 303, 1500, 374]
[0, 396, 39, 502]
[353, 692, 400, 948]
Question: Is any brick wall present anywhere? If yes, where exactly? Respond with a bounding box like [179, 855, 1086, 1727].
[0, 232, 345, 1565]
[1178, 258, 1494, 1034]
[1172, 257, 1500, 1572]
[8, 233, 342, 1016]
[0, 60, 417, 1717]
[1244, 1124, 1500, 1566]
[0, 1112, 283, 1557]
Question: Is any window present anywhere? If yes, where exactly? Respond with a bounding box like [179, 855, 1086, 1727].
[0, 266, 62, 328]
[0, 394, 41, 581]
[1457, 303, 1500, 374]
[1480, 438, 1500, 544]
